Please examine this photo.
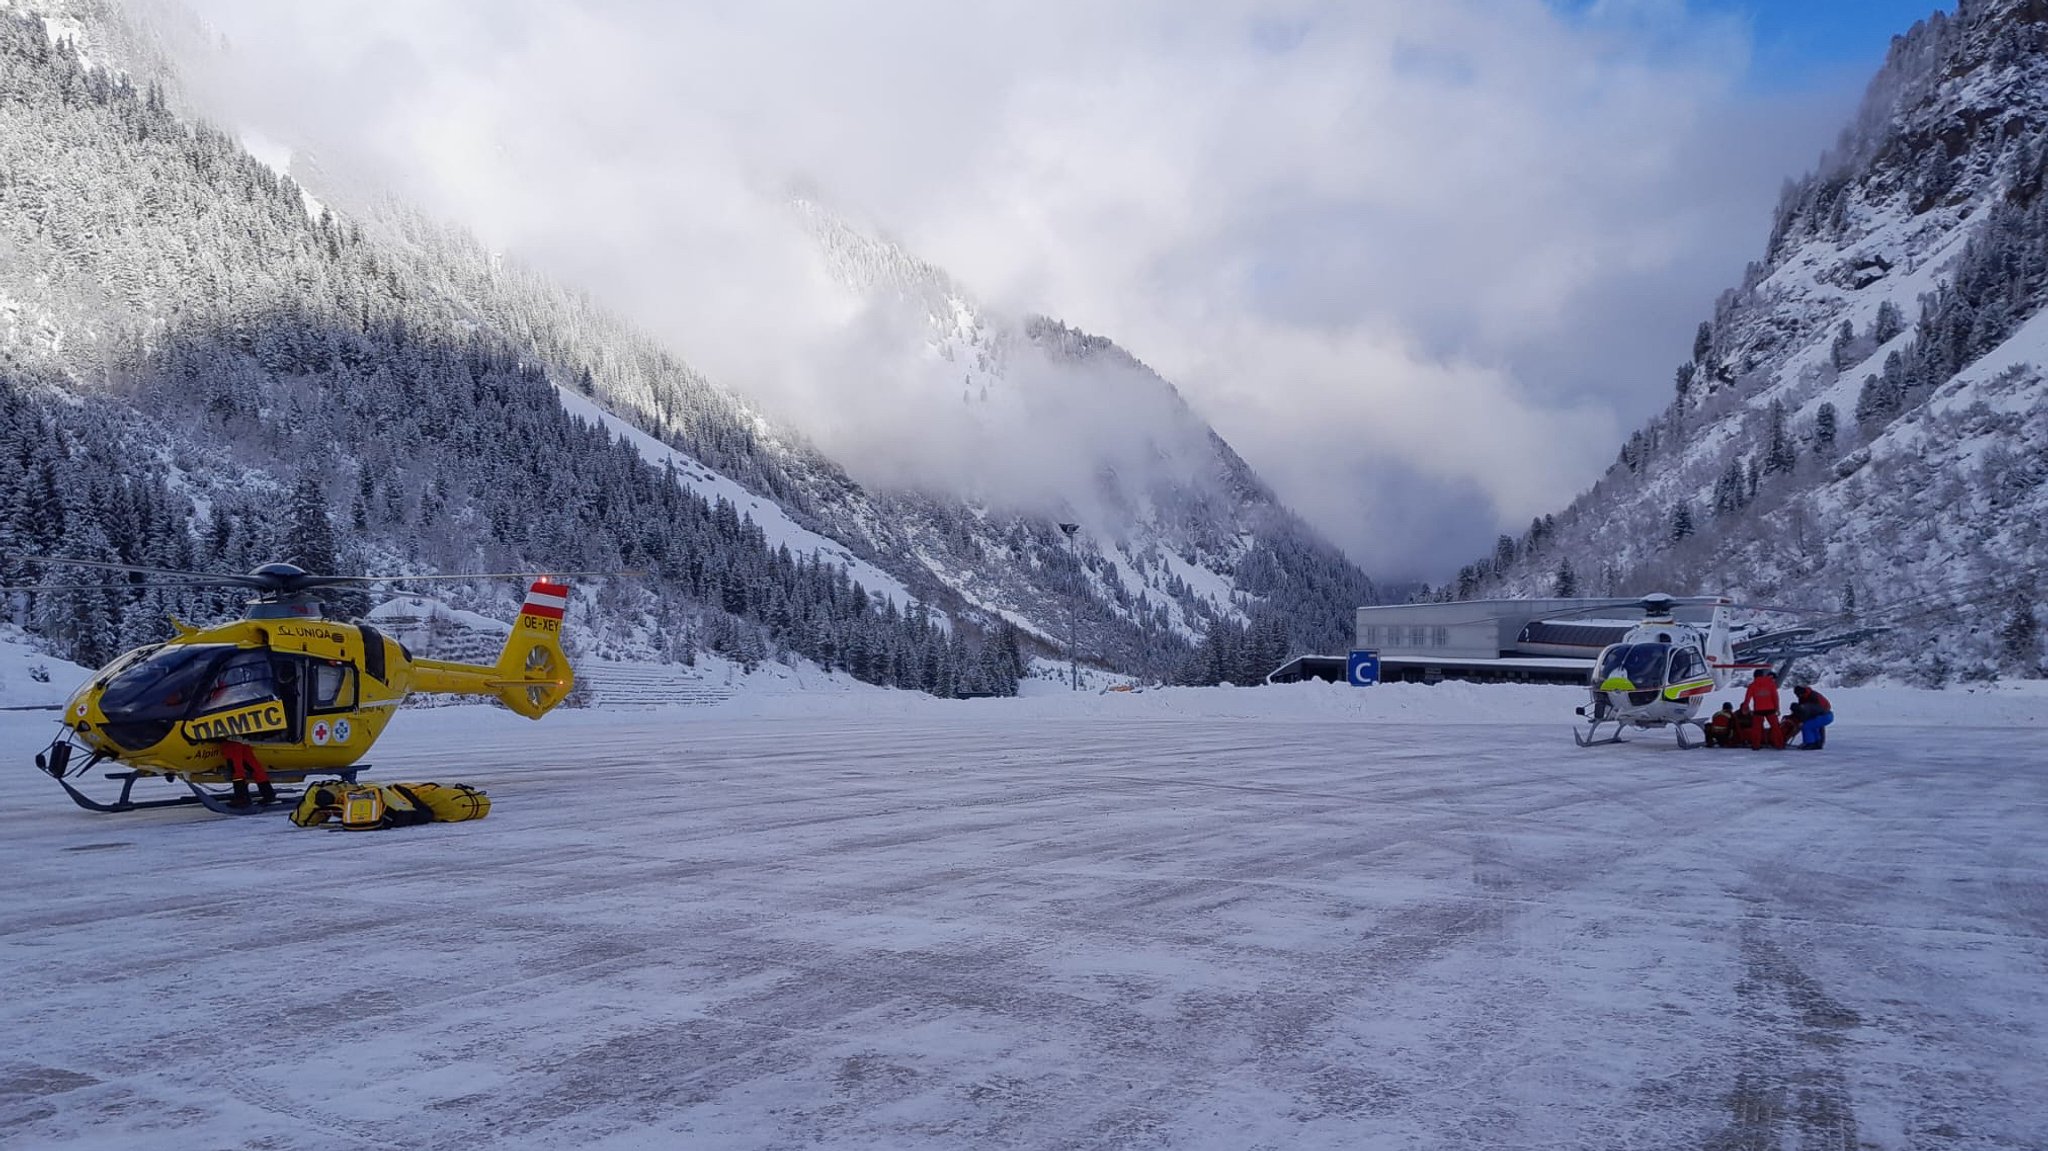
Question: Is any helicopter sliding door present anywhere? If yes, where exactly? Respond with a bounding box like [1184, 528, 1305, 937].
[1665, 646, 1711, 695]
[259, 654, 360, 747]
[185, 649, 297, 744]
[304, 658, 357, 717]
[190, 652, 362, 747]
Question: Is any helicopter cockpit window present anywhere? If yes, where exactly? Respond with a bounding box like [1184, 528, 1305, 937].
[95, 644, 164, 686]
[99, 644, 235, 723]
[1625, 644, 1671, 686]
[309, 661, 357, 713]
[1597, 646, 1628, 679]
[197, 650, 280, 715]
[95, 644, 237, 750]
[1598, 643, 1672, 688]
[1667, 648, 1705, 684]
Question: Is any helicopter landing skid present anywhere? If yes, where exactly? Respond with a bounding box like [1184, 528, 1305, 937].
[1572, 720, 1628, 747]
[57, 770, 208, 813]
[55, 767, 369, 816]
[1574, 720, 1707, 749]
[185, 781, 308, 816]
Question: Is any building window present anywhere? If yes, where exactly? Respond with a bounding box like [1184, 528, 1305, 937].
[1410, 626, 1428, 647]
[1434, 626, 1449, 647]
[1362, 626, 1378, 647]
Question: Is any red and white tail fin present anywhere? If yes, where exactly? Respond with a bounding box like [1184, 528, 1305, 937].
[492, 578, 574, 718]
[521, 579, 570, 622]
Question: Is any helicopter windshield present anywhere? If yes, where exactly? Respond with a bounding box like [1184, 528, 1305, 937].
[198, 650, 280, 715]
[96, 644, 164, 682]
[94, 643, 238, 749]
[1596, 643, 1672, 689]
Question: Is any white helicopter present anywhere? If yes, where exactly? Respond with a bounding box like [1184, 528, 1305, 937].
[1573, 593, 1885, 748]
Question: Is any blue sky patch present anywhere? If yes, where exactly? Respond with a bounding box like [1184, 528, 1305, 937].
[1551, 0, 1955, 90]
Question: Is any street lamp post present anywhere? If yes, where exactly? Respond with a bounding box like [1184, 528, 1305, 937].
[1057, 522, 1080, 691]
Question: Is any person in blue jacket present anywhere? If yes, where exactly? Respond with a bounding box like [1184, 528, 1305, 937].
[1790, 684, 1833, 749]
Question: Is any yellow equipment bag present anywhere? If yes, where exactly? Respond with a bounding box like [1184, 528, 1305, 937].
[379, 785, 432, 828]
[288, 781, 490, 829]
[396, 782, 491, 823]
[290, 782, 347, 827]
[339, 785, 387, 831]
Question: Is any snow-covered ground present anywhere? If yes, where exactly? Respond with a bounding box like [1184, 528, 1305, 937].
[4, 680, 2046, 1149]
[0, 626, 87, 711]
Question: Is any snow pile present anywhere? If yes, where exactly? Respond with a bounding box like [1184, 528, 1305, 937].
[0, 627, 89, 709]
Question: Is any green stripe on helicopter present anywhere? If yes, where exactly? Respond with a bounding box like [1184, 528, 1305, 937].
[1663, 678, 1715, 701]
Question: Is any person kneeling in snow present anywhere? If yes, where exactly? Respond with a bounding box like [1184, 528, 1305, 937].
[1789, 685, 1833, 749]
[1704, 703, 1738, 747]
[1733, 706, 1762, 749]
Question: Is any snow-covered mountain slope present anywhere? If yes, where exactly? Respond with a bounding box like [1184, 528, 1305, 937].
[552, 386, 917, 611]
[360, 184, 1375, 679]
[792, 202, 1372, 673]
[1459, 0, 2048, 685]
[0, 7, 994, 693]
[0, 1, 1373, 689]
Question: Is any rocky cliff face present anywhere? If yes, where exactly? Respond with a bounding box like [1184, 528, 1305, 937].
[1455, 0, 2048, 684]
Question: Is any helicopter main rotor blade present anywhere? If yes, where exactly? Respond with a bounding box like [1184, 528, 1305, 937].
[0, 552, 269, 588]
[307, 569, 634, 586]
[1715, 600, 1842, 617]
[1539, 595, 1728, 622]
[0, 580, 246, 594]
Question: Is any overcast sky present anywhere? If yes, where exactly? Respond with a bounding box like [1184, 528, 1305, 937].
[163, 0, 1949, 581]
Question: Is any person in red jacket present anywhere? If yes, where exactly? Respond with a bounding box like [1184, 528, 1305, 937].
[1741, 670, 1781, 749]
[1789, 684, 1834, 749]
[1732, 706, 1760, 749]
[1704, 702, 1737, 747]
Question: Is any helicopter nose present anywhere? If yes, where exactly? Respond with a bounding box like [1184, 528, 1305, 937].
[87, 700, 174, 752]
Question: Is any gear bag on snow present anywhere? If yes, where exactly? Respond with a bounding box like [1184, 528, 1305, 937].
[290, 782, 490, 830]
[288, 782, 379, 828]
[339, 784, 388, 830]
[397, 782, 491, 822]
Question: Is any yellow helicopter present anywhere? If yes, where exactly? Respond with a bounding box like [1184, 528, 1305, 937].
[11, 555, 577, 815]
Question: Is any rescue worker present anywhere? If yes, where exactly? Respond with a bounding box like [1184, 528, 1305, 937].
[1733, 706, 1761, 750]
[1790, 684, 1834, 749]
[1704, 702, 1737, 747]
[1741, 670, 1781, 750]
[221, 740, 276, 807]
